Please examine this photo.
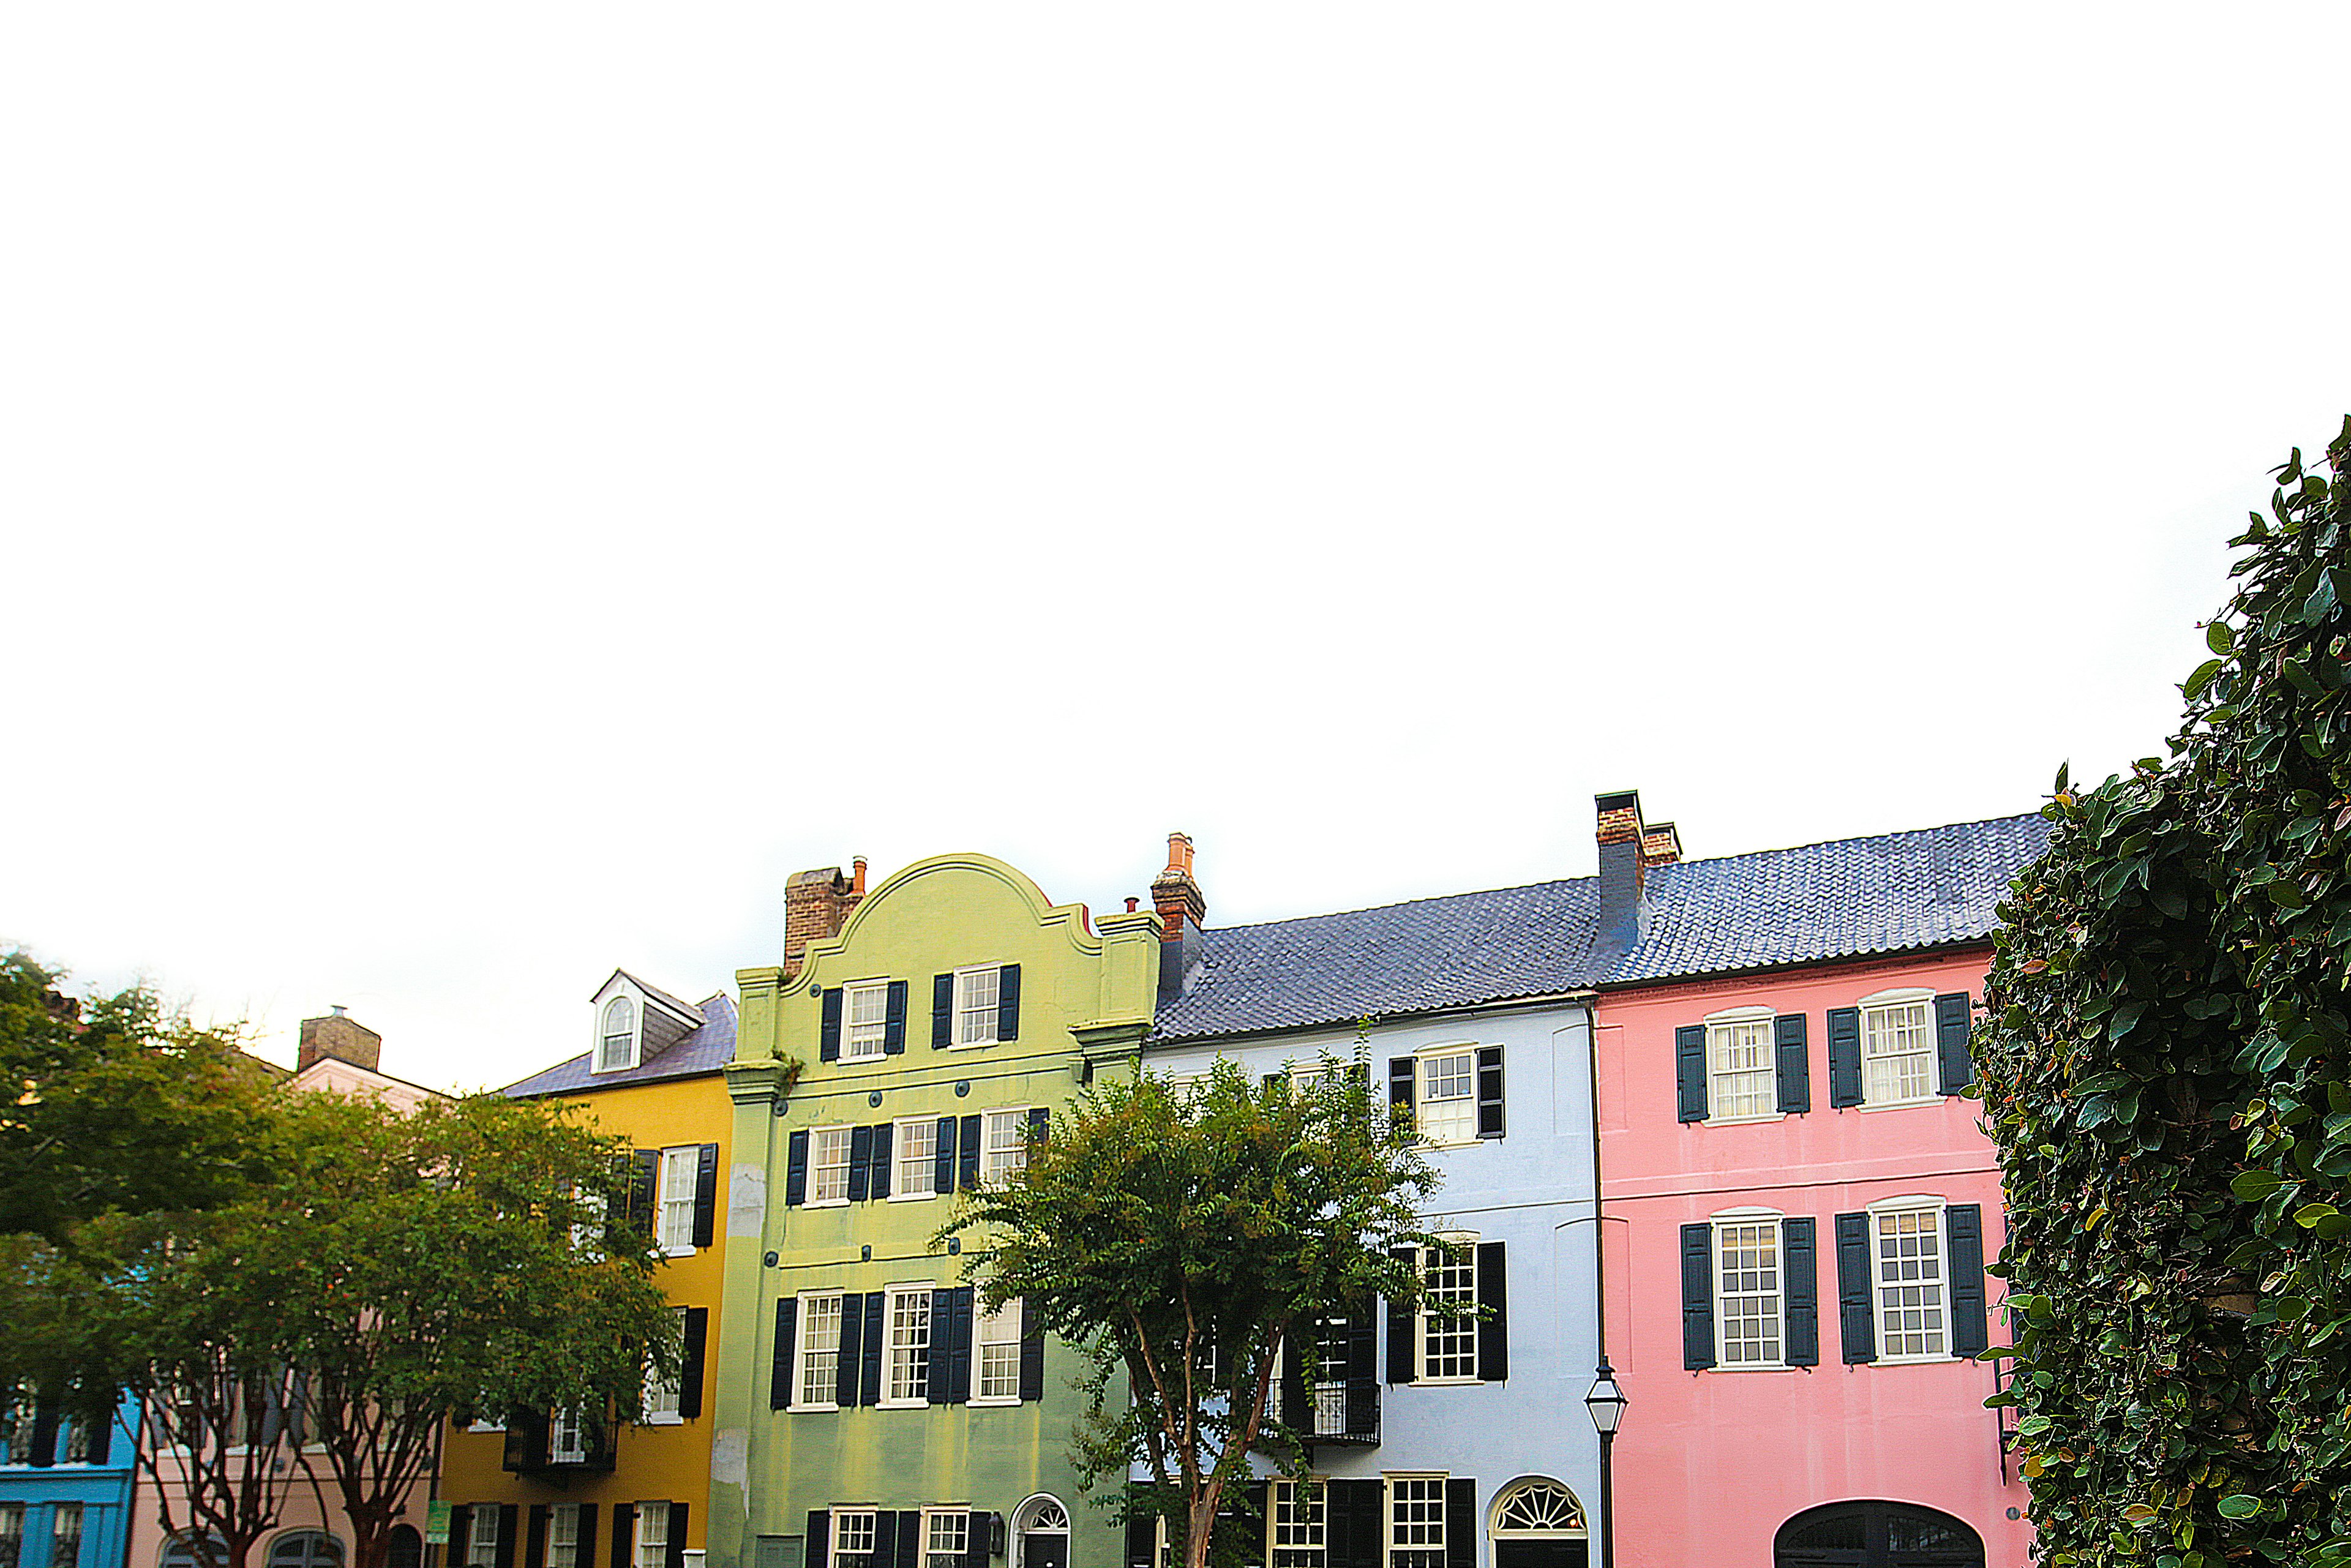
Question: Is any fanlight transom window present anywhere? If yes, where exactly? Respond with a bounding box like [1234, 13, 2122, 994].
[1492, 1482, 1588, 1538]
[1015, 1498, 1070, 1535]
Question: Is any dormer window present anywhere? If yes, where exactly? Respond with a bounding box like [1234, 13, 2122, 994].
[599, 997, 638, 1073]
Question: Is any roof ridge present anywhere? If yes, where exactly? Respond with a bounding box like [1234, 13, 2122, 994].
[1648, 811, 2047, 877]
[1197, 876, 1592, 939]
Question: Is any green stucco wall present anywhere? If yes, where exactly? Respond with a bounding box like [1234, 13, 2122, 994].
[711, 855, 1158, 1568]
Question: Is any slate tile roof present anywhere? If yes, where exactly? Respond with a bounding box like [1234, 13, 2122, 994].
[503, 991, 737, 1097]
[1151, 813, 2051, 1043]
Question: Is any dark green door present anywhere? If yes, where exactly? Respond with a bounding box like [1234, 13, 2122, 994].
[1774, 1503, 1982, 1568]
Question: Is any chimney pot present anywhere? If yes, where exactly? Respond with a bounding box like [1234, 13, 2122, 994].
[1125, 897, 1139, 912]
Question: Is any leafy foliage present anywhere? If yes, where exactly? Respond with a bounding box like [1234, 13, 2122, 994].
[1976, 418, 2351, 1567]
[940, 1054, 1441, 1568]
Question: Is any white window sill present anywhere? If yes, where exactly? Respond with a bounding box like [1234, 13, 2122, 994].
[789, 1402, 839, 1414]
[1700, 1112, 1785, 1127]
[1856, 1097, 1940, 1113]
[806, 1196, 849, 1209]
[1871, 1351, 1955, 1366]
[950, 1039, 997, 1051]
[876, 1397, 928, 1410]
[843, 1049, 888, 1064]
[1415, 1136, 1484, 1152]
[467, 1422, 504, 1434]
[1412, 1375, 1482, 1387]
[967, 1395, 1021, 1408]
[640, 1413, 685, 1427]
[1708, 1362, 1793, 1373]
[888, 1190, 937, 1202]
[661, 1244, 697, 1259]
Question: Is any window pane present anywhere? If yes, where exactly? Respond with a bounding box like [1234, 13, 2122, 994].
[635, 1504, 667, 1568]
[549, 1510, 579, 1568]
[469, 1509, 500, 1568]
[886, 1290, 932, 1402]
[1419, 1245, 1477, 1379]
[812, 1129, 852, 1204]
[896, 1120, 937, 1198]
[924, 1513, 967, 1568]
[659, 1149, 698, 1249]
[846, 985, 889, 1059]
[981, 1111, 1027, 1185]
[977, 1300, 1022, 1400]
[1389, 1477, 1445, 1568]
[800, 1295, 842, 1407]
[1708, 1019, 1774, 1119]
[1862, 1001, 1933, 1104]
[51, 1507, 84, 1568]
[956, 969, 1000, 1046]
[1419, 1054, 1475, 1144]
[1272, 1482, 1325, 1568]
[1875, 1209, 1948, 1357]
[644, 1308, 685, 1419]
[1715, 1222, 1783, 1365]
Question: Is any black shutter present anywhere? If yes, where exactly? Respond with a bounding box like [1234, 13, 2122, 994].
[1827, 1008, 1863, 1108]
[1935, 992, 1974, 1094]
[998, 964, 1021, 1041]
[892, 1512, 918, 1568]
[931, 1288, 967, 1406]
[1681, 1223, 1715, 1370]
[1347, 1300, 1376, 1382]
[1948, 1205, 1989, 1357]
[1278, 1332, 1307, 1428]
[1388, 1057, 1415, 1122]
[667, 1506, 688, 1568]
[85, 1409, 110, 1465]
[528, 1508, 549, 1568]
[837, 1294, 866, 1406]
[504, 1408, 549, 1471]
[958, 1115, 981, 1191]
[449, 1509, 471, 1568]
[498, 1507, 520, 1568]
[692, 1144, 720, 1247]
[848, 1127, 874, 1203]
[1782, 1218, 1820, 1367]
[1475, 1046, 1505, 1139]
[1387, 1247, 1417, 1383]
[770, 1298, 797, 1409]
[1475, 1241, 1507, 1382]
[859, 1291, 886, 1406]
[786, 1131, 810, 1207]
[1675, 1025, 1708, 1122]
[1835, 1212, 1876, 1363]
[1123, 1511, 1154, 1568]
[631, 1149, 661, 1237]
[884, 980, 909, 1054]
[804, 1514, 829, 1568]
[610, 1508, 634, 1568]
[679, 1308, 708, 1419]
[948, 1288, 975, 1403]
[934, 1117, 958, 1196]
[1774, 1015, 1810, 1116]
[574, 1503, 596, 1568]
[1329, 1481, 1382, 1568]
[1027, 1106, 1049, 1150]
[820, 989, 844, 1062]
[964, 1513, 988, 1568]
[1444, 1482, 1475, 1568]
[869, 1123, 894, 1201]
[932, 973, 956, 1049]
[1018, 1295, 1046, 1402]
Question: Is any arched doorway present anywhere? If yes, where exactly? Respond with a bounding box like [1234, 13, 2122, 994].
[386, 1527, 424, 1568]
[267, 1533, 345, 1568]
[1013, 1495, 1070, 1568]
[1775, 1502, 1982, 1568]
[1488, 1479, 1589, 1568]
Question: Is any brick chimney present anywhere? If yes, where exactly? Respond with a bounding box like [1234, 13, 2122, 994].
[784, 860, 866, 981]
[1151, 832, 1206, 1002]
[1640, 820, 1683, 868]
[297, 1005, 382, 1074]
[1595, 791, 1657, 957]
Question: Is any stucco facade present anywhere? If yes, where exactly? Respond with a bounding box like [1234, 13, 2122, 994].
[1595, 949, 2029, 1568]
[710, 855, 1159, 1568]
[0, 1392, 139, 1568]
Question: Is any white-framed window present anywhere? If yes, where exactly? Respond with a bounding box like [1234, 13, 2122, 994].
[975, 1299, 1022, 1403]
[1416, 1048, 1476, 1144]
[1387, 1476, 1447, 1568]
[893, 1118, 938, 1199]
[633, 1504, 668, 1568]
[1417, 1239, 1477, 1381]
[0, 1505, 20, 1568]
[1272, 1480, 1325, 1568]
[467, 1506, 501, 1568]
[51, 1504, 84, 1568]
[656, 1147, 698, 1253]
[1705, 1007, 1777, 1121]
[844, 982, 890, 1060]
[62, 1411, 91, 1462]
[1311, 1314, 1351, 1435]
[797, 1293, 844, 1409]
[598, 997, 636, 1073]
[954, 966, 1001, 1048]
[882, 1287, 933, 1406]
[980, 1109, 1030, 1186]
[1872, 1202, 1949, 1359]
[1712, 1214, 1785, 1367]
[1861, 991, 1937, 1106]
[643, 1307, 686, 1423]
[922, 1512, 967, 1568]
[831, 1512, 878, 1568]
[809, 1127, 853, 1206]
[548, 1406, 587, 1465]
[547, 1508, 582, 1568]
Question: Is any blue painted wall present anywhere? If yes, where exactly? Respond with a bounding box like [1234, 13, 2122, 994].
[1141, 1000, 1605, 1567]
[0, 1390, 141, 1568]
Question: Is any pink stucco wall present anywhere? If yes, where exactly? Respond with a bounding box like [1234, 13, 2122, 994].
[1595, 949, 2031, 1567]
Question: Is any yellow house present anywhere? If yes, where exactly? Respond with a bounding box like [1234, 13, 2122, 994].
[440, 972, 744, 1568]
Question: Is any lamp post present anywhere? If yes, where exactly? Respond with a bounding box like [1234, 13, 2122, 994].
[1583, 1362, 1626, 1568]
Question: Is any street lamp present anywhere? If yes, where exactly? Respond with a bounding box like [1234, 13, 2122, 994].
[1583, 1362, 1626, 1568]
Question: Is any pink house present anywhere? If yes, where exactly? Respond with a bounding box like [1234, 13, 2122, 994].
[1587, 795, 2047, 1568]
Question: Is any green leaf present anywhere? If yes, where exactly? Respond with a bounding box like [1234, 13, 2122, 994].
[2217, 1496, 2262, 1520]
[2207, 621, 2237, 655]
[2293, 1202, 2338, 1228]
[2231, 1169, 2285, 1200]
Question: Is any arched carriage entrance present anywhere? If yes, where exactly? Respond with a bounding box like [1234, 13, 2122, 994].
[1488, 1479, 1589, 1568]
[1013, 1495, 1070, 1568]
[1774, 1502, 1983, 1568]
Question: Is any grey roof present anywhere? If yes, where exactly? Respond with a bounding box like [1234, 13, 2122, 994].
[593, 967, 704, 1026]
[1151, 814, 2051, 1043]
[502, 992, 737, 1098]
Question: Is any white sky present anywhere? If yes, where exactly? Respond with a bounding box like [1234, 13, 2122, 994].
[6, 6, 2346, 1093]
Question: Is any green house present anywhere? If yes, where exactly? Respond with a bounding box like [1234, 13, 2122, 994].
[712, 854, 1159, 1568]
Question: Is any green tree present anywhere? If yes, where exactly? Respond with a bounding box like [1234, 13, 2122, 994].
[941, 1054, 1442, 1568]
[0, 950, 277, 1243]
[1976, 418, 2351, 1567]
[76, 1090, 678, 1568]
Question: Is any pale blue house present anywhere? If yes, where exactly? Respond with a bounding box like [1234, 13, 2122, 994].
[0, 1388, 141, 1568]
